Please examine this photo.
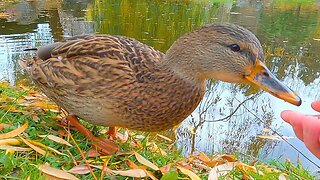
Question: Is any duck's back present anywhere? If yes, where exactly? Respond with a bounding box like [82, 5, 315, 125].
[25, 35, 205, 131]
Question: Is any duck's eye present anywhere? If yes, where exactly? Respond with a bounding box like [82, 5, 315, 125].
[229, 44, 241, 52]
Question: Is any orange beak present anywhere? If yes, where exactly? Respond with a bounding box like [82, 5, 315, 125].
[244, 60, 301, 106]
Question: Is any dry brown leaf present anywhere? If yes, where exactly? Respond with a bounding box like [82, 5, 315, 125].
[116, 130, 129, 143]
[160, 163, 173, 175]
[208, 162, 235, 180]
[39, 135, 72, 147]
[20, 137, 46, 155]
[0, 145, 32, 152]
[38, 163, 79, 180]
[112, 169, 147, 178]
[85, 148, 101, 157]
[177, 166, 201, 180]
[0, 122, 28, 139]
[198, 152, 211, 162]
[0, 138, 20, 145]
[134, 152, 159, 171]
[220, 154, 236, 162]
[156, 134, 173, 142]
[126, 159, 141, 169]
[68, 165, 92, 175]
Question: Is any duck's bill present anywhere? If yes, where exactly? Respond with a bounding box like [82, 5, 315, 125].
[244, 60, 302, 106]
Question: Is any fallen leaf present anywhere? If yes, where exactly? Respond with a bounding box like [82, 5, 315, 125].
[177, 166, 201, 180]
[126, 159, 141, 169]
[38, 163, 79, 180]
[156, 134, 173, 142]
[134, 152, 159, 171]
[0, 122, 28, 139]
[28, 139, 67, 156]
[160, 163, 173, 175]
[20, 137, 46, 156]
[236, 162, 257, 173]
[0, 145, 32, 152]
[85, 148, 101, 157]
[0, 138, 20, 145]
[208, 162, 235, 180]
[39, 135, 72, 147]
[198, 152, 211, 162]
[279, 173, 287, 180]
[112, 169, 147, 178]
[161, 171, 178, 180]
[116, 130, 129, 143]
[68, 165, 91, 175]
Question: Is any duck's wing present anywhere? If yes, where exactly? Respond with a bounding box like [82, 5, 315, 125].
[24, 35, 164, 92]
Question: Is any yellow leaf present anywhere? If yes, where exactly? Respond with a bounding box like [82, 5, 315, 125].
[112, 169, 147, 178]
[208, 162, 236, 180]
[134, 152, 159, 171]
[0, 122, 28, 139]
[20, 137, 46, 156]
[0, 138, 20, 145]
[156, 134, 173, 142]
[0, 145, 32, 152]
[177, 166, 201, 180]
[39, 135, 72, 147]
[38, 163, 79, 180]
[236, 162, 257, 173]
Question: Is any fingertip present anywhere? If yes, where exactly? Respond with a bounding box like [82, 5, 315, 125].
[311, 100, 320, 112]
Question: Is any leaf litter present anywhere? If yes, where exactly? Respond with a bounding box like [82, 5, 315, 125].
[0, 82, 316, 179]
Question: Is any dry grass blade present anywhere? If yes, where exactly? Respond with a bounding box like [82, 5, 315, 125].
[38, 163, 79, 180]
[0, 122, 28, 139]
[134, 152, 159, 171]
[112, 169, 147, 178]
[177, 166, 201, 180]
[39, 134, 72, 147]
[20, 137, 46, 156]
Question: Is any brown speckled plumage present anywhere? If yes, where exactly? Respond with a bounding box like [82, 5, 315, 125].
[21, 23, 301, 133]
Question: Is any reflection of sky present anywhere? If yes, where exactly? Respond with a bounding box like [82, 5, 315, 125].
[0, 23, 53, 84]
[177, 73, 320, 171]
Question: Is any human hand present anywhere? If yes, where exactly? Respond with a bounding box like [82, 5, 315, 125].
[281, 100, 320, 158]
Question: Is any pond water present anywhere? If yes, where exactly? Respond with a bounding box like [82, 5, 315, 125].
[1, 0, 320, 172]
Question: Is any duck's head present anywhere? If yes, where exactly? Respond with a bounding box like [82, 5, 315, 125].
[164, 23, 301, 106]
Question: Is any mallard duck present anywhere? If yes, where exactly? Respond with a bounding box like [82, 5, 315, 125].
[20, 23, 301, 154]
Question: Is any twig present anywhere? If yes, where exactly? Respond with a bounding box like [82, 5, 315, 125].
[67, 128, 98, 180]
[239, 99, 320, 169]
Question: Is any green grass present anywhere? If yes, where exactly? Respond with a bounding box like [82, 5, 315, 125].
[0, 82, 317, 179]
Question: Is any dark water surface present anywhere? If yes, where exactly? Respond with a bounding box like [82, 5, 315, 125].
[1, 0, 320, 172]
